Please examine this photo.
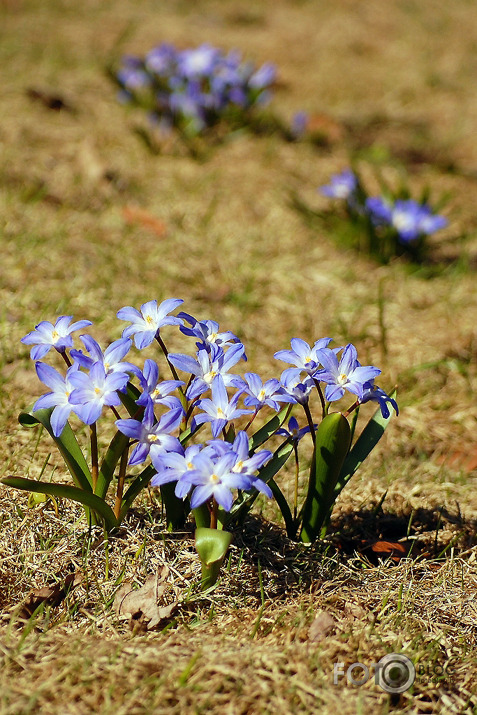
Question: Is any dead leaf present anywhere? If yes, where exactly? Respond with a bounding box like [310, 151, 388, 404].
[114, 566, 178, 632]
[308, 610, 336, 642]
[26, 87, 74, 112]
[343, 601, 367, 621]
[122, 206, 168, 238]
[370, 540, 407, 562]
[435, 447, 477, 473]
[18, 571, 83, 619]
[306, 112, 345, 144]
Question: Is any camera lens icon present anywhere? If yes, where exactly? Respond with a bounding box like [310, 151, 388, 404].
[376, 654, 415, 693]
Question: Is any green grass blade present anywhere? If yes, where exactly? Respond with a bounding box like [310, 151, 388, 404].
[19, 408, 92, 492]
[1, 476, 117, 531]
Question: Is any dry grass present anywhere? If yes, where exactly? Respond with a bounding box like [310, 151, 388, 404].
[1, 0, 477, 712]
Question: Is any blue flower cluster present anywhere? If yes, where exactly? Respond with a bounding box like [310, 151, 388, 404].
[22, 299, 397, 513]
[116, 43, 276, 136]
[319, 169, 448, 245]
[365, 197, 448, 243]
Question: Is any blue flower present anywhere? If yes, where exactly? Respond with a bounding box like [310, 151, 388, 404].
[178, 312, 242, 353]
[117, 298, 184, 349]
[177, 44, 221, 79]
[33, 362, 83, 437]
[232, 372, 283, 412]
[228, 431, 273, 497]
[21, 315, 93, 360]
[136, 358, 184, 410]
[359, 381, 398, 419]
[276, 416, 312, 444]
[249, 62, 276, 90]
[169, 343, 246, 400]
[70, 336, 137, 376]
[319, 170, 358, 200]
[194, 375, 251, 438]
[150, 444, 203, 498]
[365, 197, 448, 243]
[115, 401, 183, 466]
[145, 43, 177, 76]
[290, 111, 308, 139]
[181, 450, 253, 511]
[278, 369, 315, 405]
[68, 362, 129, 424]
[316, 344, 381, 401]
[274, 337, 332, 375]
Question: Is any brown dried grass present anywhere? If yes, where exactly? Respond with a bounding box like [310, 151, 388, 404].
[1, 0, 477, 712]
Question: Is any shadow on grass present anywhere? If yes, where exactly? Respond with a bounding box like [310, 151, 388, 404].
[224, 502, 477, 598]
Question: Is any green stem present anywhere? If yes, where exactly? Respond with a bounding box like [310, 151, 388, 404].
[114, 442, 129, 521]
[60, 350, 72, 368]
[293, 442, 299, 522]
[209, 499, 218, 530]
[342, 400, 359, 419]
[302, 401, 316, 446]
[313, 378, 327, 420]
[155, 334, 183, 385]
[243, 409, 259, 432]
[90, 423, 99, 493]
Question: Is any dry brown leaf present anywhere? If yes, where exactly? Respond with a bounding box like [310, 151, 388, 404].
[306, 113, 345, 144]
[308, 610, 336, 642]
[370, 540, 407, 562]
[26, 87, 74, 112]
[342, 601, 367, 621]
[113, 566, 178, 632]
[435, 447, 477, 473]
[18, 571, 83, 620]
[122, 206, 168, 238]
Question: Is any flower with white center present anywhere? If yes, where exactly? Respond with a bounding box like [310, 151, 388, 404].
[181, 451, 253, 511]
[33, 362, 83, 437]
[169, 343, 246, 401]
[115, 400, 183, 466]
[274, 337, 333, 375]
[194, 375, 251, 438]
[21, 315, 93, 360]
[68, 361, 129, 425]
[316, 344, 381, 402]
[117, 298, 184, 349]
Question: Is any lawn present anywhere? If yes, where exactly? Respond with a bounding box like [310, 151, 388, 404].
[1, 1, 477, 713]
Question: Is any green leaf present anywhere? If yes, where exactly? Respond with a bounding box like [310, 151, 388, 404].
[249, 406, 291, 452]
[333, 391, 397, 501]
[19, 408, 92, 493]
[195, 527, 233, 589]
[160, 481, 188, 530]
[1, 476, 118, 532]
[300, 412, 351, 544]
[192, 504, 211, 530]
[179, 422, 204, 447]
[267, 477, 296, 539]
